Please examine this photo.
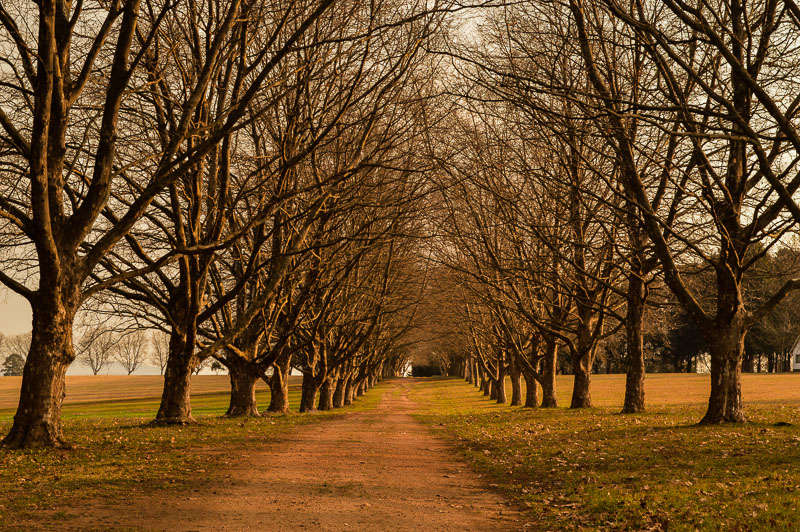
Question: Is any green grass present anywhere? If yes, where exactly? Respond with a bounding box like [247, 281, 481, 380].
[411, 378, 800, 532]
[0, 378, 297, 422]
[0, 384, 385, 532]
[42, 389, 279, 420]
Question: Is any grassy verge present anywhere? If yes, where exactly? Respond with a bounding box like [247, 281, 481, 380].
[411, 378, 800, 532]
[0, 384, 385, 532]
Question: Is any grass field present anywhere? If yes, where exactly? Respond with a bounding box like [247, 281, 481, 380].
[412, 375, 800, 532]
[0, 375, 304, 421]
[0, 375, 378, 532]
[3, 373, 800, 531]
[507, 372, 800, 407]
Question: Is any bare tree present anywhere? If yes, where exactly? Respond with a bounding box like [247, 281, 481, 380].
[0, 0, 345, 447]
[76, 326, 118, 375]
[191, 358, 211, 376]
[5, 333, 31, 362]
[111, 331, 148, 375]
[150, 332, 169, 376]
[196, 0, 448, 417]
[569, 0, 800, 423]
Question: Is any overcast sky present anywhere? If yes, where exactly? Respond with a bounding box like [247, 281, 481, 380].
[0, 288, 31, 336]
[0, 288, 232, 376]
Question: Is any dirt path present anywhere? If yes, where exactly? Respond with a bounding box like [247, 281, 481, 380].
[97, 379, 522, 531]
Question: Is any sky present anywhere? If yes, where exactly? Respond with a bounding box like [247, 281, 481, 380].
[0, 287, 32, 336]
[0, 287, 222, 376]
[66, 362, 165, 376]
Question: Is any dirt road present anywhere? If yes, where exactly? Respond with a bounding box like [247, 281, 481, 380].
[93, 379, 522, 531]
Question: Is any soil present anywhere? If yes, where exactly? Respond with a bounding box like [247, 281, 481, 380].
[85, 379, 523, 531]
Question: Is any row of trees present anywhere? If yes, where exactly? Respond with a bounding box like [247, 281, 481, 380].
[425, 0, 800, 423]
[6, 0, 800, 448]
[76, 327, 159, 375]
[0, 0, 450, 447]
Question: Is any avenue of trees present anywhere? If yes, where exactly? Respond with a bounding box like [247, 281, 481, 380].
[0, 0, 449, 447]
[4, 0, 800, 448]
[431, 0, 800, 424]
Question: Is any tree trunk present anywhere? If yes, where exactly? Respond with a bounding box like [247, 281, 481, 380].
[540, 339, 558, 408]
[225, 357, 260, 417]
[570, 347, 592, 409]
[701, 324, 746, 423]
[267, 357, 291, 413]
[333, 375, 348, 408]
[743, 352, 753, 373]
[2, 300, 76, 448]
[318, 376, 335, 411]
[496, 354, 507, 404]
[622, 267, 646, 414]
[300, 371, 319, 413]
[509, 358, 522, 406]
[523, 369, 538, 408]
[155, 331, 195, 424]
[344, 377, 356, 405]
[480, 370, 491, 396]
